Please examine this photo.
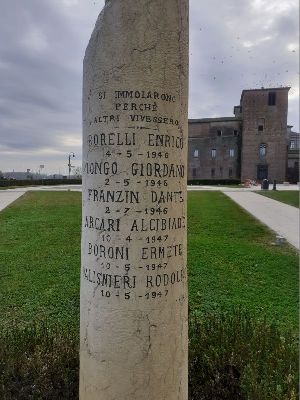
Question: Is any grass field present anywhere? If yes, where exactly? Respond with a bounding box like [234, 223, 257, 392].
[0, 191, 298, 331]
[0, 191, 298, 399]
[0, 192, 81, 331]
[188, 191, 299, 331]
[256, 190, 299, 208]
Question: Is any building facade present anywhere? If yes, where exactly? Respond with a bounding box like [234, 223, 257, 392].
[188, 87, 299, 183]
[188, 118, 241, 181]
[287, 125, 300, 183]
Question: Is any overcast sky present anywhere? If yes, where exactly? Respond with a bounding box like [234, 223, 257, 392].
[0, 0, 298, 175]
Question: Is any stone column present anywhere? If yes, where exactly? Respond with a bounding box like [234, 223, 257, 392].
[80, 1, 189, 399]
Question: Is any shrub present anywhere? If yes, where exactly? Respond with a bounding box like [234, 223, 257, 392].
[0, 310, 298, 399]
[189, 309, 298, 400]
[0, 179, 81, 187]
[188, 179, 241, 186]
[0, 323, 79, 400]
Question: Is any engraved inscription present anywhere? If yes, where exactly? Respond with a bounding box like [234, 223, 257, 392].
[83, 88, 187, 302]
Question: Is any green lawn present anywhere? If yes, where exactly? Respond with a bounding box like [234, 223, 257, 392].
[188, 191, 298, 331]
[256, 190, 299, 208]
[0, 192, 81, 331]
[0, 191, 298, 332]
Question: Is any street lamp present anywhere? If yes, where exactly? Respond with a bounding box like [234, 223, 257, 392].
[68, 152, 75, 179]
[38, 165, 45, 181]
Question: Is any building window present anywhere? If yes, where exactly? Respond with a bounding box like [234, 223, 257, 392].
[229, 168, 233, 178]
[220, 167, 223, 177]
[268, 92, 276, 106]
[211, 168, 215, 178]
[192, 168, 197, 177]
[233, 130, 238, 136]
[193, 149, 199, 157]
[259, 143, 267, 157]
[217, 130, 222, 137]
[229, 148, 235, 157]
[258, 118, 265, 132]
[211, 149, 216, 159]
[290, 141, 295, 149]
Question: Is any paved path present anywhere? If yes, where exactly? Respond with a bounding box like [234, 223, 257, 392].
[0, 185, 82, 213]
[224, 191, 299, 250]
[0, 191, 25, 212]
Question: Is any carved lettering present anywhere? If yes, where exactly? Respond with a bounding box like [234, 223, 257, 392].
[87, 189, 140, 204]
[148, 133, 183, 149]
[131, 163, 184, 178]
[83, 161, 118, 175]
[141, 244, 183, 259]
[88, 132, 136, 146]
[146, 269, 185, 288]
[84, 216, 120, 231]
[83, 268, 136, 289]
[130, 217, 185, 232]
[114, 90, 176, 103]
[88, 243, 129, 260]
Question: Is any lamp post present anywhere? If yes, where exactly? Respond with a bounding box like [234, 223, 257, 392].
[38, 165, 45, 182]
[68, 152, 75, 180]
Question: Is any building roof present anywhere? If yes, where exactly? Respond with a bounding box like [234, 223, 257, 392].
[240, 86, 290, 103]
[189, 117, 241, 124]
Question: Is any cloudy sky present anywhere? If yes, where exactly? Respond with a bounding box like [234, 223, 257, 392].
[0, 0, 298, 175]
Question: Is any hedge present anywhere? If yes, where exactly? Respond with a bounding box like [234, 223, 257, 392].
[188, 179, 241, 186]
[0, 179, 82, 187]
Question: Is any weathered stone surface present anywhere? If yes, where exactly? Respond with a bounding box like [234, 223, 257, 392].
[80, 1, 188, 399]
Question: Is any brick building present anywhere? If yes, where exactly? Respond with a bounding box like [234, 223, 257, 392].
[188, 87, 299, 183]
[188, 117, 242, 181]
[287, 125, 300, 183]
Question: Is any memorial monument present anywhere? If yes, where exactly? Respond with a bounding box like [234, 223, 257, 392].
[80, 0, 189, 398]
